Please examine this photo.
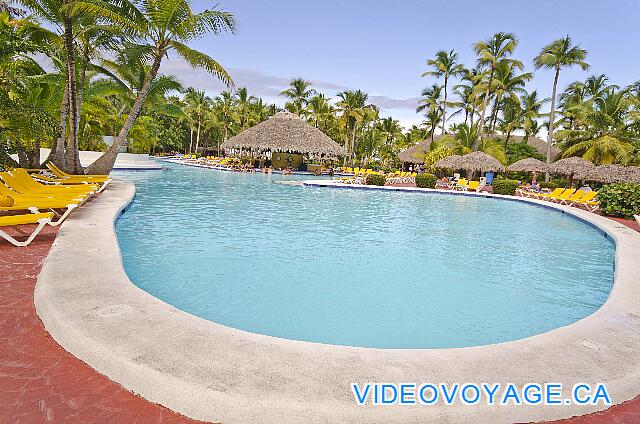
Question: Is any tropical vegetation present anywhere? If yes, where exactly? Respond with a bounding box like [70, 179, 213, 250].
[1, 2, 639, 174]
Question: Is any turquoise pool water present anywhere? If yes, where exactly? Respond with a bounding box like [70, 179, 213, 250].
[115, 163, 615, 349]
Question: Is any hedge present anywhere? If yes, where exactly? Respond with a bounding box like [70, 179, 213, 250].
[365, 173, 386, 186]
[492, 179, 519, 196]
[597, 183, 640, 218]
[415, 173, 437, 188]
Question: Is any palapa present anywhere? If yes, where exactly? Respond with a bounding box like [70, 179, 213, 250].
[506, 157, 548, 173]
[455, 151, 505, 172]
[221, 112, 346, 157]
[547, 157, 595, 177]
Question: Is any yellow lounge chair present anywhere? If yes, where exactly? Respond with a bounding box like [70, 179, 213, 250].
[0, 212, 54, 247]
[453, 179, 468, 190]
[569, 190, 597, 206]
[559, 190, 586, 205]
[536, 188, 565, 200]
[0, 174, 90, 204]
[9, 169, 98, 196]
[467, 181, 480, 192]
[572, 191, 599, 211]
[0, 186, 80, 226]
[547, 188, 576, 202]
[46, 163, 110, 182]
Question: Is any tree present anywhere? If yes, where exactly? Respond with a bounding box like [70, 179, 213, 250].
[417, 84, 443, 141]
[73, 0, 235, 174]
[422, 49, 464, 135]
[473, 32, 520, 148]
[534, 36, 589, 167]
[336, 89, 372, 160]
[280, 78, 315, 116]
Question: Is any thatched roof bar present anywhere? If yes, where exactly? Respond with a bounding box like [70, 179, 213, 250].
[221, 112, 346, 157]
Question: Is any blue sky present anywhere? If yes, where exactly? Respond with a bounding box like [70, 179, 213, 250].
[163, 0, 640, 128]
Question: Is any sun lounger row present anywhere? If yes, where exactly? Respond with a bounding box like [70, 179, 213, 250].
[448, 178, 485, 192]
[519, 187, 599, 211]
[0, 165, 111, 247]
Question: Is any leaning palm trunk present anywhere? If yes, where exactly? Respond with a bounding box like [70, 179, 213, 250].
[86, 52, 163, 175]
[62, 10, 82, 174]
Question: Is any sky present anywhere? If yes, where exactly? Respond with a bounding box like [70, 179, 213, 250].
[161, 0, 640, 129]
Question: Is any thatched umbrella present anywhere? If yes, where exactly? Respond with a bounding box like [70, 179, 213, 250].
[434, 154, 463, 170]
[456, 151, 505, 172]
[221, 112, 346, 157]
[582, 164, 640, 184]
[398, 140, 430, 164]
[547, 157, 595, 177]
[506, 157, 548, 173]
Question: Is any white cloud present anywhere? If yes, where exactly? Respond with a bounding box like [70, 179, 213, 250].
[159, 57, 422, 115]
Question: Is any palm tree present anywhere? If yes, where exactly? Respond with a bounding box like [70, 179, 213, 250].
[280, 78, 315, 116]
[214, 90, 234, 143]
[484, 60, 532, 133]
[473, 32, 520, 147]
[183, 89, 209, 154]
[534, 36, 589, 166]
[422, 50, 465, 134]
[73, 0, 236, 174]
[233, 87, 255, 130]
[558, 90, 637, 164]
[306, 93, 331, 129]
[335, 89, 372, 160]
[417, 84, 444, 141]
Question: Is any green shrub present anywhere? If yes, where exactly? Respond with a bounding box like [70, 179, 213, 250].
[415, 173, 437, 188]
[597, 183, 640, 218]
[492, 179, 518, 196]
[365, 173, 386, 186]
[550, 178, 567, 188]
[540, 181, 557, 190]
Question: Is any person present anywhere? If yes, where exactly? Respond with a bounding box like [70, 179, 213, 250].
[531, 179, 540, 192]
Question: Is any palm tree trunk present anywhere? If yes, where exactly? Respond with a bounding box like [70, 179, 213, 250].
[194, 119, 202, 155]
[546, 68, 560, 164]
[188, 127, 194, 154]
[62, 9, 82, 174]
[441, 76, 448, 135]
[475, 66, 494, 150]
[489, 94, 501, 134]
[76, 44, 89, 136]
[544, 67, 560, 181]
[85, 50, 163, 175]
[44, 85, 69, 167]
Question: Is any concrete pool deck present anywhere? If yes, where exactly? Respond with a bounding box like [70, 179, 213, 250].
[33, 178, 640, 423]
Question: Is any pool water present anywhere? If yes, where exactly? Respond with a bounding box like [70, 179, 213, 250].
[115, 163, 615, 349]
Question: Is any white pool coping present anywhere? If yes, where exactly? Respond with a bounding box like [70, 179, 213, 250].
[35, 178, 640, 423]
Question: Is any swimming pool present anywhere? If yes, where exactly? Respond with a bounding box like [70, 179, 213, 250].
[115, 163, 615, 349]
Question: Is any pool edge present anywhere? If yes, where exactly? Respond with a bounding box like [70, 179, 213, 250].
[34, 178, 640, 423]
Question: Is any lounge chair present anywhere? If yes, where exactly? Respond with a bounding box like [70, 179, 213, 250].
[9, 169, 98, 196]
[547, 188, 576, 203]
[46, 163, 110, 182]
[0, 212, 54, 247]
[536, 188, 566, 200]
[558, 190, 585, 205]
[572, 191, 599, 212]
[466, 181, 483, 192]
[453, 179, 468, 190]
[568, 191, 597, 207]
[634, 215, 640, 227]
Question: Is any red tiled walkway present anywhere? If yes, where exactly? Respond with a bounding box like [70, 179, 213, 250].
[0, 225, 201, 423]
[1, 220, 639, 423]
